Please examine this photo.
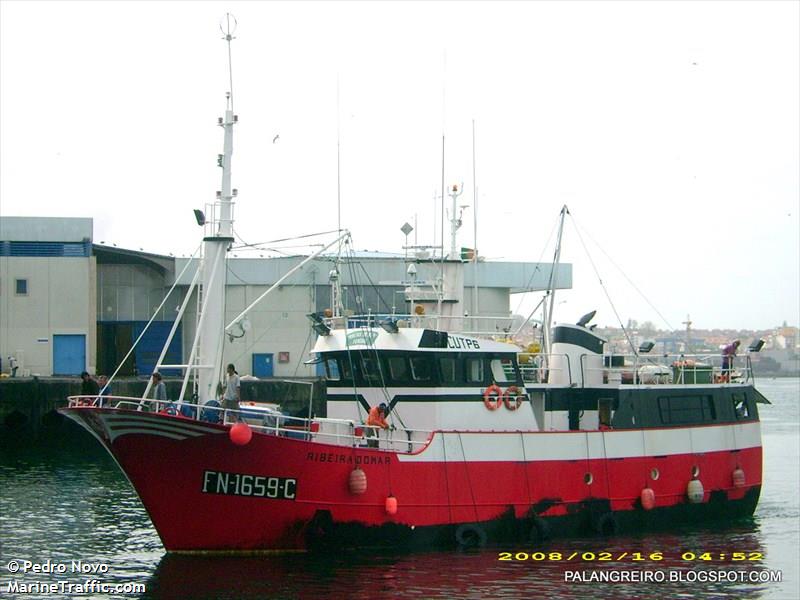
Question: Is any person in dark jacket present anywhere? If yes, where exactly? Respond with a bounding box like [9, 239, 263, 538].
[80, 371, 99, 396]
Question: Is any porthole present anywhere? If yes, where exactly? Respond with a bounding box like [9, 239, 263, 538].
[650, 468, 660, 481]
[691, 465, 700, 478]
[584, 473, 593, 485]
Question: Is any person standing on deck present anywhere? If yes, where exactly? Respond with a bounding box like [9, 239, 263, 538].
[222, 364, 241, 420]
[721, 340, 740, 381]
[367, 403, 390, 429]
[151, 372, 167, 402]
[80, 371, 99, 396]
[8, 356, 18, 377]
[366, 403, 390, 447]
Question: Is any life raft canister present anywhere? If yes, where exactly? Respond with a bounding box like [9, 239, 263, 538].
[483, 384, 503, 410]
[503, 385, 524, 410]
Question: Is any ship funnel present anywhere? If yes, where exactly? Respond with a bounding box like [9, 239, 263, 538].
[549, 323, 606, 386]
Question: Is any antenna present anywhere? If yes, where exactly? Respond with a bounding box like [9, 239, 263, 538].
[215, 13, 237, 238]
[220, 13, 237, 112]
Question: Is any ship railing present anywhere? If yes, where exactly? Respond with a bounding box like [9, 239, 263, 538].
[65, 396, 434, 454]
[580, 353, 754, 387]
[323, 312, 527, 338]
[517, 353, 571, 384]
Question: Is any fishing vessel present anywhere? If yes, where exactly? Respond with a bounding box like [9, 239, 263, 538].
[60, 21, 767, 553]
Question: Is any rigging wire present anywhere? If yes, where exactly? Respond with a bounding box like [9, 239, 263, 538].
[567, 214, 638, 355]
[230, 228, 344, 250]
[568, 215, 676, 332]
[508, 214, 562, 334]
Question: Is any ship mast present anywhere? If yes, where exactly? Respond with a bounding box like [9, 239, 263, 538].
[542, 205, 569, 359]
[195, 14, 238, 403]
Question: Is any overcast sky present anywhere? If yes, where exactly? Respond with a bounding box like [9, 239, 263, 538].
[1, 1, 798, 332]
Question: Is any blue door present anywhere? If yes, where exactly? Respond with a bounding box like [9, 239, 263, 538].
[53, 334, 86, 375]
[252, 353, 274, 377]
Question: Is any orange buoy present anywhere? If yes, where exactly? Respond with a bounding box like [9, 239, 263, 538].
[348, 468, 367, 495]
[385, 495, 398, 515]
[229, 422, 252, 446]
[732, 467, 746, 488]
[503, 385, 524, 410]
[483, 384, 503, 410]
[641, 487, 655, 511]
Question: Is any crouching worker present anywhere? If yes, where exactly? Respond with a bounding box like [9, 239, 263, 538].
[366, 403, 390, 447]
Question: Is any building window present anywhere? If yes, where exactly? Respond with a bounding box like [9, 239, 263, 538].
[15, 279, 28, 295]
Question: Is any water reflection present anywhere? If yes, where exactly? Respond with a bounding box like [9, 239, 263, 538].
[144, 526, 771, 600]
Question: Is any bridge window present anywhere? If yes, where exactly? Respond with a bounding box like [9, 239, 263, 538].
[658, 395, 716, 425]
[360, 355, 382, 383]
[338, 356, 354, 382]
[490, 358, 516, 383]
[465, 358, 484, 384]
[732, 393, 750, 420]
[410, 356, 433, 381]
[15, 278, 28, 295]
[323, 359, 340, 381]
[387, 356, 408, 382]
[439, 357, 459, 384]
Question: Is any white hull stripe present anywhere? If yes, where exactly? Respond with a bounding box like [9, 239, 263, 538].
[103, 416, 223, 435]
[397, 422, 762, 463]
[106, 428, 198, 442]
[101, 413, 224, 442]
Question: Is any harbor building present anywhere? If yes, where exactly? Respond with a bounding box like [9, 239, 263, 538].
[1, 216, 572, 379]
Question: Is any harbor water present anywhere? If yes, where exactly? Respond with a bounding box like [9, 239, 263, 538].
[1, 378, 798, 599]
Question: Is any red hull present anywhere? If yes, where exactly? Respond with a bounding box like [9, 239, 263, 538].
[61, 407, 762, 552]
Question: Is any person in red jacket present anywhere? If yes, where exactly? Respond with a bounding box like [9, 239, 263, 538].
[366, 403, 389, 446]
[367, 403, 390, 428]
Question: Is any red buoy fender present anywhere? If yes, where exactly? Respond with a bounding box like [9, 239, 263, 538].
[732, 467, 746, 488]
[641, 487, 655, 511]
[483, 384, 503, 410]
[229, 422, 252, 446]
[503, 386, 524, 410]
[348, 468, 367, 495]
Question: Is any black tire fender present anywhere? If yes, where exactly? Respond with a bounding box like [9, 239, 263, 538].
[455, 524, 487, 549]
[528, 515, 550, 543]
[595, 512, 619, 536]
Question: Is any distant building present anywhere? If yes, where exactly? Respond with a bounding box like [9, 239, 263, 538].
[2, 216, 572, 379]
[0, 217, 96, 376]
